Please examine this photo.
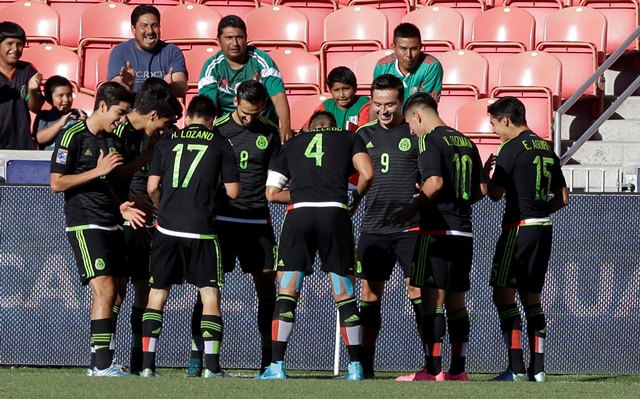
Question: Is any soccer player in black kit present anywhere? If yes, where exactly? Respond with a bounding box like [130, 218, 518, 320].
[256, 113, 374, 381]
[393, 92, 486, 382]
[355, 74, 421, 379]
[111, 78, 182, 374]
[50, 82, 145, 377]
[186, 80, 281, 376]
[140, 95, 241, 378]
[484, 97, 568, 383]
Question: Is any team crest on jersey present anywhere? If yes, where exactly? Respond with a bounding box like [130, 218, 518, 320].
[108, 147, 117, 153]
[398, 138, 412, 152]
[256, 135, 269, 150]
[56, 149, 68, 164]
[94, 258, 105, 271]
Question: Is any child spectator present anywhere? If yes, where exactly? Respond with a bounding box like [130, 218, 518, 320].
[307, 67, 370, 131]
[33, 75, 87, 150]
[0, 21, 43, 149]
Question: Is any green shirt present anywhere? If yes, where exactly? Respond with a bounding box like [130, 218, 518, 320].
[198, 46, 285, 123]
[314, 96, 371, 131]
[373, 52, 443, 102]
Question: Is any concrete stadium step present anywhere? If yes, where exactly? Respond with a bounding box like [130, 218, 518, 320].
[563, 141, 640, 175]
[604, 95, 640, 120]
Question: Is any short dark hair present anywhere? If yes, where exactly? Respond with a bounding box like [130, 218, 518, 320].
[94, 82, 134, 111]
[487, 96, 527, 127]
[371, 74, 404, 102]
[134, 77, 170, 108]
[393, 22, 421, 44]
[43, 75, 73, 104]
[217, 15, 246, 37]
[308, 111, 337, 129]
[187, 95, 217, 120]
[326, 67, 357, 91]
[404, 92, 438, 115]
[0, 21, 26, 45]
[135, 88, 182, 119]
[236, 80, 268, 105]
[131, 5, 161, 27]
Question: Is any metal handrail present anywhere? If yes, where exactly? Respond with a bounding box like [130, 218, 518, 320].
[553, 26, 640, 162]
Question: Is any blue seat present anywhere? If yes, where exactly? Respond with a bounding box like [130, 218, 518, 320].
[5, 160, 51, 185]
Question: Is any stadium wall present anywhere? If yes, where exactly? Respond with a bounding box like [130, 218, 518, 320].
[0, 187, 639, 374]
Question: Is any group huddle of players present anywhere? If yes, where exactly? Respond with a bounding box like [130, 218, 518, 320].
[50, 71, 568, 381]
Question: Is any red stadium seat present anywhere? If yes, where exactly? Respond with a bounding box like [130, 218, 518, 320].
[274, 0, 338, 52]
[455, 97, 497, 134]
[161, 4, 222, 49]
[92, 49, 112, 93]
[537, 6, 607, 98]
[579, 0, 639, 53]
[353, 49, 395, 93]
[198, 0, 259, 19]
[422, 0, 486, 46]
[491, 50, 562, 139]
[182, 46, 221, 89]
[246, 6, 309, 51]
[48, 0, 101, 49]
[347, 0, 411, 47]
[437, 49, 488, 127]
[267, 48, 321, 98]
[466, 6, 535, 90]
[401, 6, 464, 53]
[503, 0, 563, 45]
[289, 93, 330, 130]
[2, 1, 60, 46]
[21, 44, 81, 87]
[78, 2, 133, 91]
[72, 91, 97, 116]
[121, 0, 183, 14]
[321, 6, 388, 88]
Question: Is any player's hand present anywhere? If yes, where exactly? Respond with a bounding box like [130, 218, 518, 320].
[412, 182, 421, 198]
[280, 127, 293, 144]
[95, 150, 124, 178]
[119, 62, 135, 91]
[120, 201, 146, 229]
[28, 73, 43, 91]
[163, 67, 174, 85]
[129, 194, 156, 223]
[391, 202, 418, 227]
[483, 154, 496, 177]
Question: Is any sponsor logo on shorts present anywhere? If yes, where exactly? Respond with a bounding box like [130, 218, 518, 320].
[203, 331, 212, 338]
[398, 138, 412, 152]
[149, 277, 154, 284]
[56, 149, 68, 164]
[256, 135, 269, 150]
[94, 258, 105, 271]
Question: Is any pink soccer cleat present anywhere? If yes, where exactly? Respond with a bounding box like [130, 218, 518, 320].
[444, 371, 469, 381]
[395, 368, 445, 382]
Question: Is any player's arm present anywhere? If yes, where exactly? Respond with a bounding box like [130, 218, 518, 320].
[548, 186, 569, 214]
[483, 153, 507, 201]
[350, 152, 374, 213]
[471, 145, 488, 204]
[220, 137, 242, 199]
[265, 170, 290, 204]
[147, 174, 161, 206]
[50, 150, 124, 193]
[390, 175, 442, 226]
[224, 182, 241, 199]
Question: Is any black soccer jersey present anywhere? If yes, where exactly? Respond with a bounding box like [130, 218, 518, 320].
[356, 120, 419, 234]
[418, 126, 485, 233]
[111, 117, 149, 201]
[50, 120, 126, 227]
[149, 123, 240, 235]
[215, 114, 281, 220]
[491, 130, 566, 227]
[271, 127, 367, 205]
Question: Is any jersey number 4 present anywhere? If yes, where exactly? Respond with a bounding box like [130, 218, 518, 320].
[171, 143, 208, 188]
[304, 134, 324, 167]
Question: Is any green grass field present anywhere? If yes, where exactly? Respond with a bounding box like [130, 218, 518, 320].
[2, 368, 640, 399]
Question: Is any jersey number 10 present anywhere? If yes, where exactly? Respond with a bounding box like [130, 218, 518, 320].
[171, 143, 208, 188]
[454, 153, 472, 200]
